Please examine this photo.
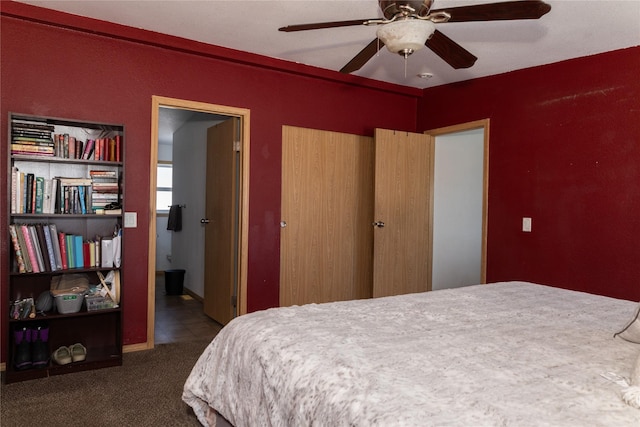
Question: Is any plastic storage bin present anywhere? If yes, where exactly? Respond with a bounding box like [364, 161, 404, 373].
[54, 293, 85, 314]
[86, 295, 116, 311]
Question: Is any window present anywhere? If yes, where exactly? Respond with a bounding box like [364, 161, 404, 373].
[156, 163, 173, 213]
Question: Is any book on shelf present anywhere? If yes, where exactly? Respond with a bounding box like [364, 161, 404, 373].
[63, 134, 69, 158]
[78, 186, 88, 214]
[25, 173, 34, 214]
[29, 226, 46, 272]
[68, 136, 76, 159]
[19, 173, 25, 213]
[41, 223, 58, 271]
[34, 224, 52, 272]
[104, 208, 122, 215]
[50, 179, 59, 214]
[73, 235, 84, 268]
[89, 170, 118, 178]
[35, 177, 44, 214]
[11, 119, 55, 133]
[8, 224, 26, 274]
[82, 139, 95, 159]
[49, 224, 63, 270]
[20, 225, 39, 273]
[15, 223, 32, 273]
[31, 177, 37, 213]
[12, 136, 54, 144]
[12, 126, 53, 136]
[11, 143, 55, 155]
[11, 167, 19, 214]
[89, 240, 97, 267]
[58, 231, 68, 270]
[58, 177, 92, 186]
[43, 179, 52, 214]
[83, 241, 91, 268]
[65, 234, 74, 268]
[115, 135, 122, 162]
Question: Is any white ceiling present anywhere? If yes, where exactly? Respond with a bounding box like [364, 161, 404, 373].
[16, 0, 640, 89]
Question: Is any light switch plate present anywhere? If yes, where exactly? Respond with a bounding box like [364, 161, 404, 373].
[522, 217, 532, 232]
[124, 212, 137, 228]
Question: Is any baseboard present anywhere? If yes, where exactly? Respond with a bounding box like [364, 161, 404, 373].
[123, 342, 153, 353]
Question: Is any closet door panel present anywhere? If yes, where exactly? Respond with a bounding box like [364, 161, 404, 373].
[373, 129, 432, 298]
[280, 126, 374, 307]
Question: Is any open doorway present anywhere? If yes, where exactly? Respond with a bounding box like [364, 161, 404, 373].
[425, 119, 489, 290]
[148, 96, 250, 348]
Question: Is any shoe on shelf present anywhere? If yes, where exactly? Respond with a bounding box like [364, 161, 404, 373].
[13, 326, 32, 371]
[31, 324, 50, 369]
[52, 346, 72, 365]
[70, 343, 87, 362]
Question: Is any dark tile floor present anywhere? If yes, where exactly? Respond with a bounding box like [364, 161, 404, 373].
[154, 275, 222, 344]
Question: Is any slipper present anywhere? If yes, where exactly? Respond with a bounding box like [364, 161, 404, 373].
[70, 343, 87, 362]
[52, 346, 72, 365]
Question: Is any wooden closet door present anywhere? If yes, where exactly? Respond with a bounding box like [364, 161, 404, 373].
[280, 126, 374, 307]
[372, 129, 432, 297]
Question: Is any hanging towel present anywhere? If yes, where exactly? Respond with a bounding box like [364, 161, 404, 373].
[167, 204, 182, 231]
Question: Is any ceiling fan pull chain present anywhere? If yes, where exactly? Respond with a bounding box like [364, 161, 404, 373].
[404, 53, 408, 78]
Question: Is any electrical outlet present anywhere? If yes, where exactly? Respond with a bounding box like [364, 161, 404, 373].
[124, 212, 137, 228]
[522, 217, 532, 232]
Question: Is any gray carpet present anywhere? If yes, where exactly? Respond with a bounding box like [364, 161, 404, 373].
[1, 339, 212, 426]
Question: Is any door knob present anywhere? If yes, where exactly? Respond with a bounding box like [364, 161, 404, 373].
[200, 218, 210, 224]
[372, 221, 385, 228]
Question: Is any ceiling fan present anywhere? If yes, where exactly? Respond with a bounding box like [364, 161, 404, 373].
[279, 0, 551, 74]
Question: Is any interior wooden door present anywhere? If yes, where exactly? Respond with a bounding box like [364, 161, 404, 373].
[372, 129, 432, 298]
[203, 118, 238, 325]
[280, 126, 374, 307]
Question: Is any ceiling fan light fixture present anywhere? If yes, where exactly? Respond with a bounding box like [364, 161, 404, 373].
[376, 19, 436, 56]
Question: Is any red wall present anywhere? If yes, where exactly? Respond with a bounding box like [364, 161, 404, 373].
[0, 2, 420, 357]
[419, 47, 640, 301]
[2, 2, 638, 365]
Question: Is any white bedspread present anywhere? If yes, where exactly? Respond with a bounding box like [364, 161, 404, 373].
[183, 281, 640, 426]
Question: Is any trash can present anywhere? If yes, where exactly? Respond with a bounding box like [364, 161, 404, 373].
[164, 269, 185, 295]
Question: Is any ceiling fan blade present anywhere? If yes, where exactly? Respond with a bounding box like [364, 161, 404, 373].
[426, 30, 477, 69]
[279, 19, 377, 32]
[340, 38, 383, 74]
[432, 0, 551, 22]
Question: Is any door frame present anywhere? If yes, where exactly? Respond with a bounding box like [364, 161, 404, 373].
[424, 119, 489, 286]
[147, 95, 250, 348]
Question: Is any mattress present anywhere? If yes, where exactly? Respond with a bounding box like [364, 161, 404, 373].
[183, 281, 640, 426]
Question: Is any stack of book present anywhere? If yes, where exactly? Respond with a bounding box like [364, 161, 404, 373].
[10, 119, 55, 157]
[90, 170, 120, 213]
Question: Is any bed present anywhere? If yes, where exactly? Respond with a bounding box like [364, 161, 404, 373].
[183, 281, 640, 426]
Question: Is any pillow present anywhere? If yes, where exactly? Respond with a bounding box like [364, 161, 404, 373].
[615, 303, 640, 344]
